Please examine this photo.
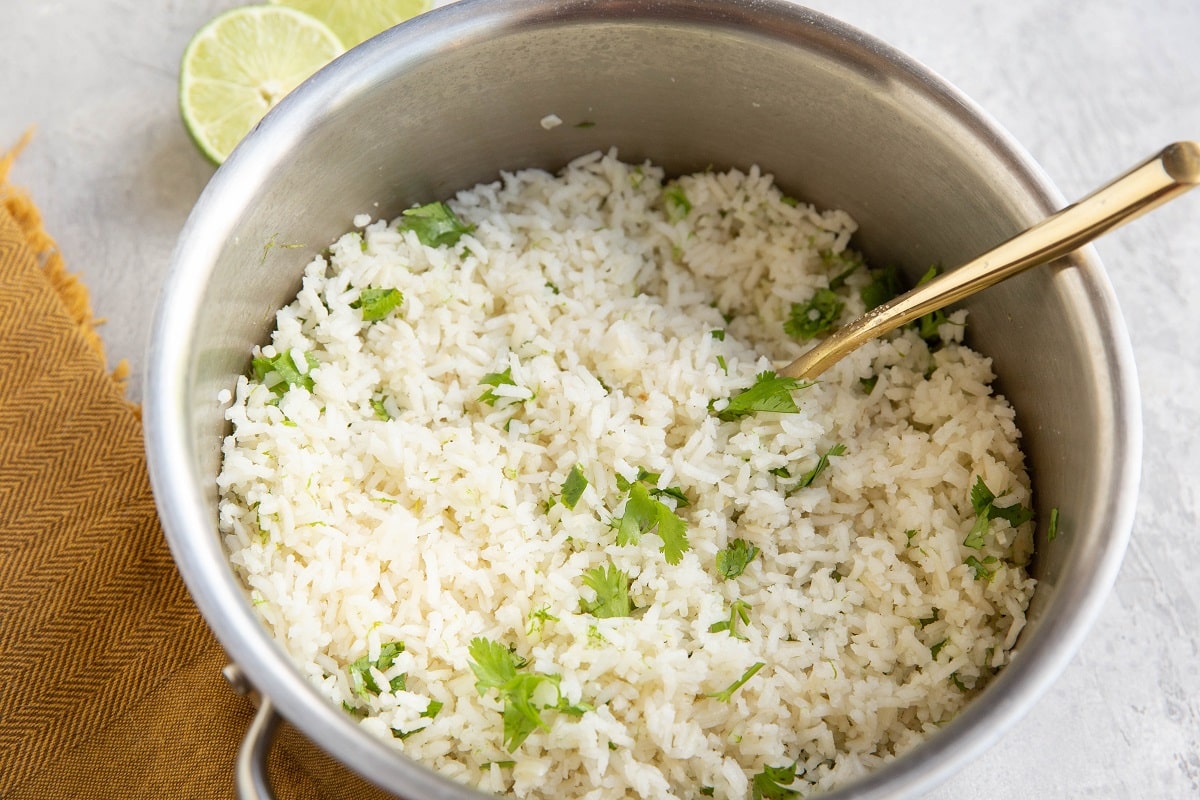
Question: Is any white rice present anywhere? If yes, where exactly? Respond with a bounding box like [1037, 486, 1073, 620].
[217, 151, 1036, 798]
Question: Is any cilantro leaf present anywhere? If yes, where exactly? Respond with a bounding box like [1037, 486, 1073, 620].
[501, 672, 557, 750]
[467, 638, 567, 752]
[751, 763, 801, 800]
[990, 501, 1035, 528]
[478, 367, 527, 406]
[616, 467, 690, 507]
[966, 554, 998, 581]
[397, 201, 474, 248]
[579, 563, 633, 618]
[370, 398, 391, 421]
[614, 482, 690, 564]
[561, 464, 588, 510]
[711, 328, 726, 341]
[965, 477, 1033, 548]
[715, 539, 760, 580]
[784, 288, 843, 340]
[962, 513, 990, 549]
[706, 661, 766, 702]
[860, 264, 904, 310]
[1047, 507, 1061, 541]
[712, 371, 809, 422]
[930, 638, 948, 659]
[970, 476, 996, 515]
[348, 641, 406, 698]
[467, 637, 519, 694]
[656, 505, 690, 565]
[615, 482, 658, 546]
[663, 184, 692, 221]
[350, 287, 403, 321]
[252, 350, 318, 397]
[786, 443, 846, 494]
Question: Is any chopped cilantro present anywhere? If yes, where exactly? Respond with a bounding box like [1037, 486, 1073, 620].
[962, 514, 990, 549]
[478, 367, 528, 406]
[709, 598, 752, 640]
[349, 641, 406, 698]
[391, 698, 444, 739]
[769, 466, 791, 479]
[1047, 507, 1061, 541]
[663, 184, 692, 221]
[716, 354, 729, 375]
[904, 529, 919, 547]
[930, 638, 948, 659]
[859, 375, 879, 394]
[614, 482, 690, 564]
[965, 476, 1034, 548]
[711, 370, 809, 422]
[784, 288, 843, 340]
[706, 661, 766, 702]
[917, 608, 939, 627]
[579, 563, 633, 618]
[545, 280, 561, 294]
[252, 350, 318, 397]
[861, 264, 904, 310]
[966, 554, 999, 580]
[561, 464, 588, 510]
[396, 201, 474, 248]
[350, 287, 403, 321]
[700, 788, 716, 797]
[370, 398, 391, 421]
[787, 444, 846, 493]
[527, 605, 559, 636]
[951, 672, 971, 692]
[781, 196, 800, 207]
[751, 763, 801, 800]
[711, 328, 726, 341]
[990, 501, 1035, 528]
[616, 467, 690, 507]
[715, 539, 760, 580]
[467, 637, 577, 752]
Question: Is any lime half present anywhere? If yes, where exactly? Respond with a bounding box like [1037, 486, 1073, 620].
[270, 0, 431, 49]
[180, 5, 344, 164]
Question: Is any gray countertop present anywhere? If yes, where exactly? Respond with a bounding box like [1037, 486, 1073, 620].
[3, 1, 1197, 798]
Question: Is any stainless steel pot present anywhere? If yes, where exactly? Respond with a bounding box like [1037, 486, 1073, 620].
[143, 1, 1141, 797]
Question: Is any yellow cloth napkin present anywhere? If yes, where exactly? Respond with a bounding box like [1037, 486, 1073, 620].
[0, 138, 391, 799]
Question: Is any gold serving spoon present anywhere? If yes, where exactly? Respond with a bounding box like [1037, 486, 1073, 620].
[779, 141, 1200, 381]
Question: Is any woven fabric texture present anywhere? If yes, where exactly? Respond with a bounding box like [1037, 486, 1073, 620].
[0, 144, 392, 800]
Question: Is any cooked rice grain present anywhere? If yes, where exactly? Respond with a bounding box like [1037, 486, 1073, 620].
[218, 151, 1036, 799]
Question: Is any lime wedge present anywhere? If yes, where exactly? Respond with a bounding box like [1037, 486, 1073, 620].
[269, 0, 431, 49]
[179, 5, 344, 164]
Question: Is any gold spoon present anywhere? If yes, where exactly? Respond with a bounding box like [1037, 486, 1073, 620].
[779, 141, 1200, 381]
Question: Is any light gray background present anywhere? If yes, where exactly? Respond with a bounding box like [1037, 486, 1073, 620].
[2, 1, 1197, 797]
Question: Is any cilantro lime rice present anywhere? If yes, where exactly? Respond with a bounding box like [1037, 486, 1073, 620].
[217, 150, 1037, 798]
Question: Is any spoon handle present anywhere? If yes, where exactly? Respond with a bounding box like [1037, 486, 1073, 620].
[779, 141, 1200, 380]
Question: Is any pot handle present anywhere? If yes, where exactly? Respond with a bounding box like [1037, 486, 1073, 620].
[237, 698, 282, 800]
[225, 664, 283, 800]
